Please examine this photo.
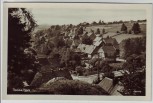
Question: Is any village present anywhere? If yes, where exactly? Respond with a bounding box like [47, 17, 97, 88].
[24, 19, 146, 96]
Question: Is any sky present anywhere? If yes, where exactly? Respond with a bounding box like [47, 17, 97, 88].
[30, 5, 146, 25]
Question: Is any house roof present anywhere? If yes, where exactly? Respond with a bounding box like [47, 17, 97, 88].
[112, 71, 124, 77]
[93, 36, 102, 42]
[112, 70, 130, 77]
[77, 44, 86, 53]
[93, 40, 103, 46]
[102, 45, 116, 53]
[85, 45, 96, 54]
[110, 84, 123, 96]
[87, 32, 93, 37]
[77, 44, 97, 55]
[98, 77, 114, 93]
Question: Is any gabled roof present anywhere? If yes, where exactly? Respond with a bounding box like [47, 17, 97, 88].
[110, 84, 123, 96]
[102, 45, 116, 53]
[112, 71, 124, 77]
[85, 45, 96, 54]
[77, 44, 86, 53]
[93, 40, 103, 46]
[87, 32, 94, 37]
[98, 77, 114, 93]
[93, 37, 103, 42]
[112, 70, 130, 77]
[77, 44, 97, 55]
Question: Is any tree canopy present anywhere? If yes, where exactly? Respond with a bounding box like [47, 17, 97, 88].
[121, 23, 127, 33]
[132, 22, 141, 34]
[8, 8, 38, 90]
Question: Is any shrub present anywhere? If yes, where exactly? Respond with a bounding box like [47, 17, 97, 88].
[37, 80, 108, 95]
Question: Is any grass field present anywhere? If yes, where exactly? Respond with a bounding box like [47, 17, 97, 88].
[112, 34, 143, 43]
[85, 22, 146, 43]
[86, 23, 146, 34]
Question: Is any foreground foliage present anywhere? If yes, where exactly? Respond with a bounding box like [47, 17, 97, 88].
[36, 80, 108, 95]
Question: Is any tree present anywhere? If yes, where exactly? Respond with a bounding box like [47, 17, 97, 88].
[132, 22, 141, 34]
[75, 66, 84, 76]
[102, 28, 105, 34]
[60, 48, 71, 67]
[128, 30, 132, 34]
[8, 8, 38, 90]
[96, 28, 100, 34]
[53, 36, 65, 48]
[121, 23, 127, 33]
[122, 53, 146, 73]
[82, 35, 93, 45]
[121, 70, 145, 96]
[92, 21, 97, 25]
[119, 36, 146, 58]
[76, 26, 83, 35]
[99, 20, 102, 25]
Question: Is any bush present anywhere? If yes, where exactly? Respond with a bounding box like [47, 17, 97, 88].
[128, 30, 132, 34]
[37, 80, 108, 95]
[116, 31, 120, 33]
[75, 66, 85, 76]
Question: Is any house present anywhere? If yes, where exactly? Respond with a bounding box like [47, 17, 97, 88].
[68, 31, 76, 39]
[77, 44, 87, 53]
[91, 47, 105, 59]
[93, 36, 103, 44]
[77, 43, 116, 61]
[71, 36, 81, 49]
[98, 77, 114, 93]
[103, 37, 119, 56]
[77, 36, 118, 61]
[84, 45, 97, 58]
[98, 77, 123, 95]
[109, 83, 124, 95]
[77, 44, 100, 58]
[111, 70, 130, 78]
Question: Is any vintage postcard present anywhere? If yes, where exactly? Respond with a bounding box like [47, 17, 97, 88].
[1, 3, 152, 100]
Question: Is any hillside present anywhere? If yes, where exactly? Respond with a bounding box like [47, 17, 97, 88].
[33, 25, 51, 33]
[85, 22, 146, 43]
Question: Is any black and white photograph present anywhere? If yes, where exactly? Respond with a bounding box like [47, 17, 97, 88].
[1, 3, 152, 100]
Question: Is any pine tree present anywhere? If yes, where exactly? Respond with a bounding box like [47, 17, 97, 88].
[121, 23, 127, 33]
[96, 28, 100, 34]
[132, 22, 141, 34]
[99, 20, 102, 25]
